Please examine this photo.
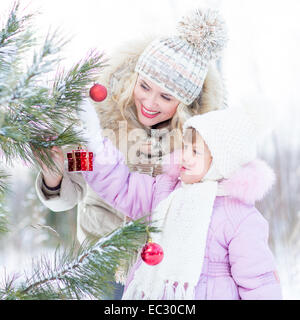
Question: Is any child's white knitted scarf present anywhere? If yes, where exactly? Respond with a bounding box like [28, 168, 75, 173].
[122, 179, 219, 300]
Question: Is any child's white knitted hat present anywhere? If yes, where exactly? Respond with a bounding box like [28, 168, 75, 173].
[183, 108, 257, 178]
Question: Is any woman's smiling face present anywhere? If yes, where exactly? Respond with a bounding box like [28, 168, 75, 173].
[133, 75, 180, 127]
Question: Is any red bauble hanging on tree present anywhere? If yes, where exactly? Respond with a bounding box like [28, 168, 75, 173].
[89, 83, 107, 102]
[141, 239, 164, 266]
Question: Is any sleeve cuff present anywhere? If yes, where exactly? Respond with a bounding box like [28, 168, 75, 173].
[41, 178, 62, 197]
[42, 178, 62, 191]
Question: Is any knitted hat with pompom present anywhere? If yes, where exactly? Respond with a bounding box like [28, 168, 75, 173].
[135, 8, 228, 105]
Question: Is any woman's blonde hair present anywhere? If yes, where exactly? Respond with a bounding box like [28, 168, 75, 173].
[110, 72, 138, 121]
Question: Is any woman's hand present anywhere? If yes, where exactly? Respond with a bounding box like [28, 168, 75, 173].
[33, 146, 65, 188]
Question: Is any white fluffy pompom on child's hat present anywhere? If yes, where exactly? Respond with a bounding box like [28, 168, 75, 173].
[183, 108, 257, 179]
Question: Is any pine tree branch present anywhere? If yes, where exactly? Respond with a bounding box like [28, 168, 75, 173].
[0, 2, 135, 301]
[0, 2, 106, 173]
[7, 30, 66, 105]
[0, 1, 108, 233]
[0, 1, 33, 47]
[0, 1, 36, 102]
[0, 218, 158, 300]
[52, 49, 107, 112]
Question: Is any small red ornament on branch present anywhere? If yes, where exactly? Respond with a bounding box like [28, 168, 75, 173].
[141, 240, 164, 266]
[89, 83, 107, 102]
[141, 226, 164, 266]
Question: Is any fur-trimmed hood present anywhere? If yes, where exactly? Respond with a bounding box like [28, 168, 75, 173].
[218, 159, 276, 204]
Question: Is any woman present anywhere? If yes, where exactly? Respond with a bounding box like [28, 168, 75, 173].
[35, 8, 227, 291]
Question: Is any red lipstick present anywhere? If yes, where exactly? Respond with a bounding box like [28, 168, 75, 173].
[141, 104, 160, 119]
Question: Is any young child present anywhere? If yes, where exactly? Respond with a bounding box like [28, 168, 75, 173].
[79, 99, 282, 300]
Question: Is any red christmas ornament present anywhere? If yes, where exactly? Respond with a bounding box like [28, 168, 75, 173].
[89, 83, 107, 102]
[67, 146, 93, 172]
[141, 240, 164, 266]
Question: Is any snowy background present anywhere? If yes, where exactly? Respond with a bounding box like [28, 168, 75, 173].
[0, 0, 299, 299]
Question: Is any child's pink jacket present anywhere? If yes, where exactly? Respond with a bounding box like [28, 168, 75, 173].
[82, 138, 282, 300]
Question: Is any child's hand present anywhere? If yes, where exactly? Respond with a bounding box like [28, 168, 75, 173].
[77, 99, 104, 154]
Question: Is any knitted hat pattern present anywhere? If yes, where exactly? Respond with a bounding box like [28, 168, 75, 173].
[135, 8, 228, 105]
[183, 108, 257, 179]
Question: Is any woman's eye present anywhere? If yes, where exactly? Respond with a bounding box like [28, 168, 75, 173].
[141, 84, 149, 90]
[161, 95, 171, 101]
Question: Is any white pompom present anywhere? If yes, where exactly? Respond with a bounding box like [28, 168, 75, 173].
[177, 8, 228, 60]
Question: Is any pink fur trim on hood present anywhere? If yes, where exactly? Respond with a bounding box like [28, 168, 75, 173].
[162, 153, 276, 204]
[219, 159, 276, 204]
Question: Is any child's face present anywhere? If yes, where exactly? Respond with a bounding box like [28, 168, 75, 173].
[180, 130, 212, 184]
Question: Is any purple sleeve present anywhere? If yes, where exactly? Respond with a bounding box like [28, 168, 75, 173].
[228, 210, 282, 300]
[81, 138, 156, 220]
